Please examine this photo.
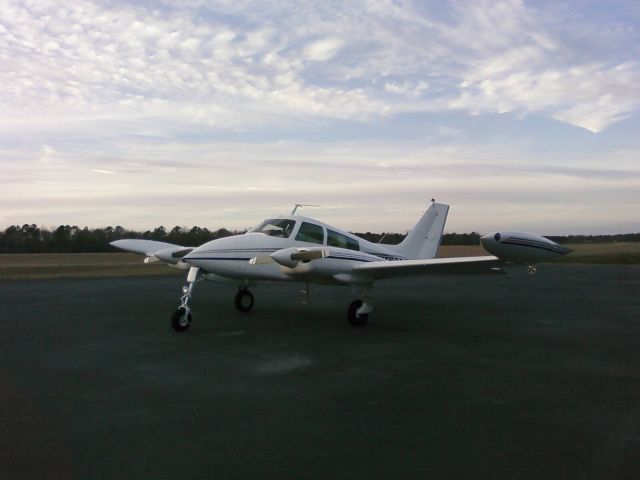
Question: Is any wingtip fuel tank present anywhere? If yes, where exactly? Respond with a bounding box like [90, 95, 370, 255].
[480, 232, 573, 264]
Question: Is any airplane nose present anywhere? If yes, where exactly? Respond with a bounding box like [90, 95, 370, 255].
[481, 232, 500, 241]
[480, 232, 499, 249]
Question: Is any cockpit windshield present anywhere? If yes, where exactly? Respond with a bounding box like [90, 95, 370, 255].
[251, 218, 296, 238]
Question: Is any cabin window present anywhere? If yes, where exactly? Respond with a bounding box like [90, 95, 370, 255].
[327, 229, 360, 251]
[252, 219, 296, 238]
[295, 222, 324, 244]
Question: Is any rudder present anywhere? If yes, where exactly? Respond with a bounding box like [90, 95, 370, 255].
[387, 202, 449, 260]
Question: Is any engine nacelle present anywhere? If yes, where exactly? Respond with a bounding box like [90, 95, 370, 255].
[271, 247, 300, 268]
[270, 247, 326, 268]
[480, 231, 572, 264]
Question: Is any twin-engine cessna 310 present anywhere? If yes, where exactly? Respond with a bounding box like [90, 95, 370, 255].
[111, 201, 572, 331]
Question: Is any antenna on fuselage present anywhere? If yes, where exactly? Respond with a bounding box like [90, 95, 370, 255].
[291, 203, 322, 215]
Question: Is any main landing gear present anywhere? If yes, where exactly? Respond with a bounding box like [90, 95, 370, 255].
[171, 271, 370, 330]
[234, 287, 254, 313]
[347, 285, 373, 327]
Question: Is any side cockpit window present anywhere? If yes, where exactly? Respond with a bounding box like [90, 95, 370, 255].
[252, 219, 296, 238]
[327, 229, 360, 251]
[295, 222, 324, 244]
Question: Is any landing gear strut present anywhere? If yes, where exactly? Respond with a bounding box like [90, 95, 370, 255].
[171, 267, 199, 332]
[528, 264, 537, 275]
[234, 287, 254, 313]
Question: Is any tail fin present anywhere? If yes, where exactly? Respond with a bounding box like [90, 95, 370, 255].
[387, 202, 449, 260]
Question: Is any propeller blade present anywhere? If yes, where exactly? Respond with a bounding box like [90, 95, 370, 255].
[172, 248, 194, 259]
[270, 248, 327, 268]
[291, 249, 326, 262]
[249, 256, 275, 265]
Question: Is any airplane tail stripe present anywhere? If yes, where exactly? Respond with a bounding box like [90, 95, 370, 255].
[501, 240, 572, 254]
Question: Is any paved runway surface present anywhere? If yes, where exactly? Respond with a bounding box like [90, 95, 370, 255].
[1, 265, 640, 479]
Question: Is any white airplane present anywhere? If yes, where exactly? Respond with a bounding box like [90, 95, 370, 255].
[111, 201, 572, 331]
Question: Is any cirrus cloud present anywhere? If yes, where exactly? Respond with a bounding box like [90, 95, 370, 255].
[0, 0, 638, 132]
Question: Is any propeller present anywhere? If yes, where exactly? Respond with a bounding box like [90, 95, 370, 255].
[144, 247, 194, 264]
[171, 248, 194, 259]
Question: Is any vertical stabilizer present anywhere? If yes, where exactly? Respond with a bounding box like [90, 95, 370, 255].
[388, 202, 449, 260]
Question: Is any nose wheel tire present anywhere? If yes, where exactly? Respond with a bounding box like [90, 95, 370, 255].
[171, 306, 192, 332]
[347, 300, 368, 327]
[235, 288, 254, 313]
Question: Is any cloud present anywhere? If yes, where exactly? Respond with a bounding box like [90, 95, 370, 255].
[0, 0, 638, 133]
[384, 80, 429, 97]
[41, 144, 56, 155]
[303, 38, 343, 62]
[0, 0, 639, 233]
[452, 62, 640, 133]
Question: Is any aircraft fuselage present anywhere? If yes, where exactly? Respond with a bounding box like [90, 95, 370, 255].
[183, 215, 402, 284]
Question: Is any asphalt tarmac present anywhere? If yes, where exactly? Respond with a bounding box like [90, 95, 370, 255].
[1, 265, 640, 479]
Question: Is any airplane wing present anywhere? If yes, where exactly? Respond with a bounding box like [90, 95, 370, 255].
[110, 239, 193, 267]
[110, 239, 186, 256]
[351, 256, 505, 280]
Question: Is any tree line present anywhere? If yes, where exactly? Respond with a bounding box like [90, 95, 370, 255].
[546, 234, 640, 244]
[0, 224, 638, 254]
[0, 224, 242, 253]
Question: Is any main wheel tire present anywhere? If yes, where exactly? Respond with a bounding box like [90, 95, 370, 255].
[234, 288, 254, 313]
[171, 306, 192, 332]
[347, 300, 368, 327]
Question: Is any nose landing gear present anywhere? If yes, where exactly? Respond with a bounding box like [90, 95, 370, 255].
[171, 306, 192, 332]
[171, 266, 200, 332]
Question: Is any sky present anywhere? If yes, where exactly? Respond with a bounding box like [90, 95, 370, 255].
[1, 0, 639, 235]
